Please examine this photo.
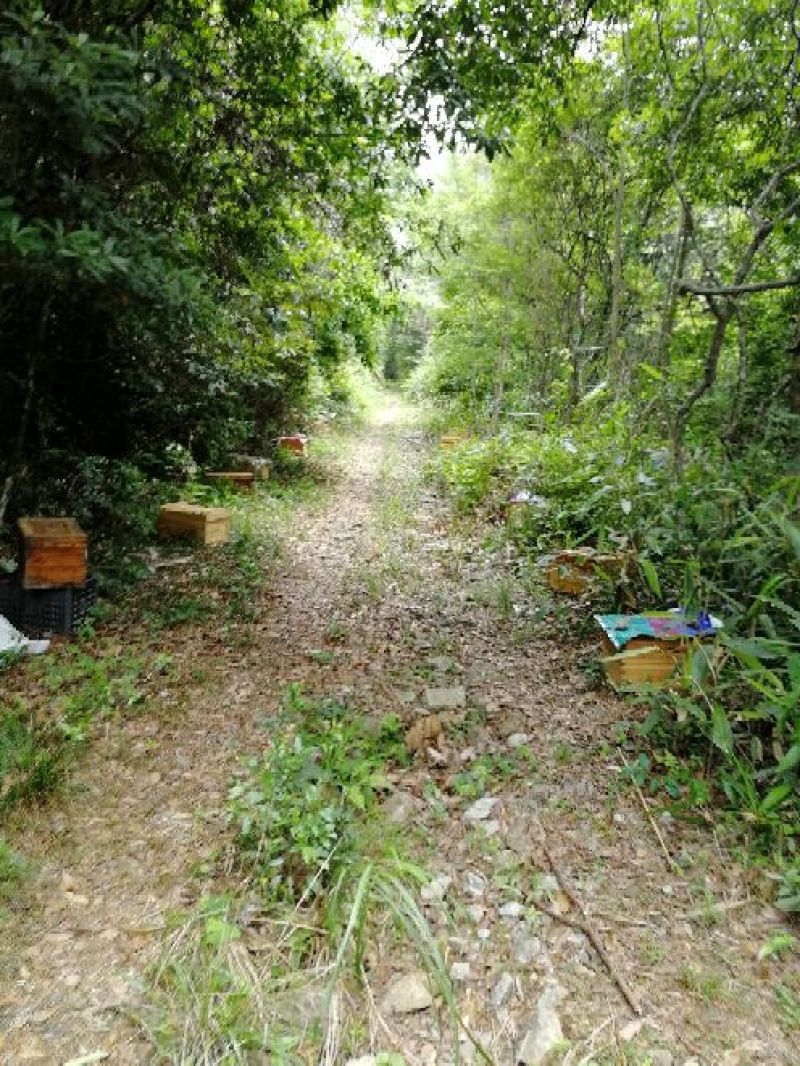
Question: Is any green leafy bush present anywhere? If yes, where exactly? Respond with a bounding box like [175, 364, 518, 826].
[228, 691, 407, 901]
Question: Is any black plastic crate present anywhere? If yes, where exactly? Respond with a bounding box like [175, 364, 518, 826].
[0, 577, 21, 621]
[0, 576, 97, 636]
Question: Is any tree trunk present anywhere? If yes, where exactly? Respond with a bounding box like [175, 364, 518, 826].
[672, 302, 733, 466]
[607, 162, 625, 390]
[656, 206, 692, 368]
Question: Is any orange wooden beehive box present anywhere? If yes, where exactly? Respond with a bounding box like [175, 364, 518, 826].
[18, 517, 88, 589]
[276, 434, 308, 455]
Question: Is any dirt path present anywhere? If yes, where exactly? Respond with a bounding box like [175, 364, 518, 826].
[1, 398, 797, 1064]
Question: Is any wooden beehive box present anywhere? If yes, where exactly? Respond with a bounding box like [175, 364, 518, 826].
[156, 503, 231, 545]
[600, 642, 684, 686]
[440, 432, 466, 448]
[547, 548, 629, 594]
[596, 612, 721, 688]
[276, 434, 308, 455]
[204, 471, 254, 493]
[18, 517, 88, 589]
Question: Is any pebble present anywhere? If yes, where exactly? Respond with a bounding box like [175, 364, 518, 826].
[450, 962, 471, 981]
[464, 796, 499, 822]
[464, 871, 487, 898]
[517, 980, 566, 1065]
[498, 901, 524, 919]
[477, 927, 491, 941]
[381, 972, 434, 1015]
[421, 875, 452, 904]
[381, 790, 418, 825]
[492, 972, 515, 1007]
[425, 686, 466, 710]
[513, 928, 543, 966]
[466, 904, 486, 923]
[507, 733, 531, 748]
[647, 1052, 673, 1066]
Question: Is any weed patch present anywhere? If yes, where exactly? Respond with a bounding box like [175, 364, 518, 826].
[140, 689, 464, 1063]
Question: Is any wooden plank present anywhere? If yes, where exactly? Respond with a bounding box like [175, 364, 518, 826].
[18, 517, 88, 589]
[156, 503, 231, 545]
[204, 471, 255, 492]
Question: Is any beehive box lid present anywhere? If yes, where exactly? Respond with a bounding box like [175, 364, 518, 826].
[159, 502, 230, 519]
[18, 517, 86, 544]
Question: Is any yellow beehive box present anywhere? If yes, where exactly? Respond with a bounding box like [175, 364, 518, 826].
[156, 503, 231, 545]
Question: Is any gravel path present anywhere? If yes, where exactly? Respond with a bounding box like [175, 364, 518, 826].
[0, 399, 796, 1064]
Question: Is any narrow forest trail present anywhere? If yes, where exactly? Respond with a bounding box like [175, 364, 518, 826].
[1, 397, 797, 1065]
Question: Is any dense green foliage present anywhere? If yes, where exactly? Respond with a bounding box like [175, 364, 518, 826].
[411, 1, 800, 906]
[0, 1, 409, 527]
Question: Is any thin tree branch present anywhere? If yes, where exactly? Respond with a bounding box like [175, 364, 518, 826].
[678, 277, 800, 296]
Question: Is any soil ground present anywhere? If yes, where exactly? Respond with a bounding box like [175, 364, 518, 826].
[0, 397, 797, 1065]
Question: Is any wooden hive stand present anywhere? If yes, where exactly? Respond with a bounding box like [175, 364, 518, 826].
[204, 471, 255, 493]
[231, 455, 272, 481]
[18, 517, 88, 589]
[157, 503, 231, 545]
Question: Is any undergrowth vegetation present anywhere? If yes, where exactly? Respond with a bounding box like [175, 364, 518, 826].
[401, 0, 800, 921]
[140, 688, 459, 1064]
[0, 436, 347, 903]
[430, 419, 800, 912]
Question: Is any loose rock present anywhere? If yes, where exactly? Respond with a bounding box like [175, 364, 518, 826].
[463, 796, 499, 822]
[425, 686, 466, 710]
[450, 961, 471, 981]
[498, 901, 524, 919]
[513, 927, 543, 966]
[381, 972, 434, 1015]
[517, 980, 566, 1065]
[647, 1053, 673, 1066]
[464, 871, 487, 898]
[492, 972, 515, 1008]
[421, 874, 452, 904]
[507, 733, 531, 749]
[381, 790, 418, 825]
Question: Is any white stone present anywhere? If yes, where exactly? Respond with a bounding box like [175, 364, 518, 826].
[507, 733, 531, 748]
[517, 981, 566, 1065]
[425, 686, 466, 710]
[381, 791, 417, 825]
[421, 875, 452, 904]
[498, 901, 524, 919]
[492, 972, 515, 1007]
[464, 871, 487, 898]
[450, 962, 471, 981]
[381, 972, 434, 1015]
[464, 797, 499, 822]
[513, 928, 543, 966]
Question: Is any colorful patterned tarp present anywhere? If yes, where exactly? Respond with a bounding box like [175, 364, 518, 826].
[596, 610, 723, 651]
